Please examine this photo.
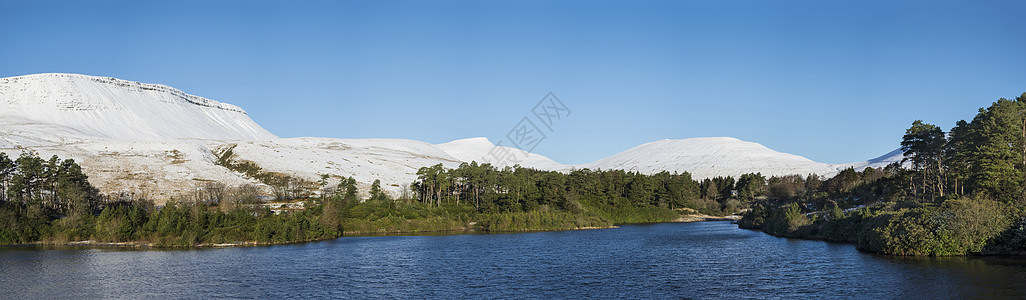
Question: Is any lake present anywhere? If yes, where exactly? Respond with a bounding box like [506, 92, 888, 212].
[2, 221, 1025, 299]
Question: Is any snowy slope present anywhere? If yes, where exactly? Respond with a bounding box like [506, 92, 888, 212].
[435, 137, 569, 171]
[0, 137, 467, 201]
[581, 137, 901, 179]
[0, 73, 275, 143]
[224, 137, 463, 193]
[12, 141, 262, 200]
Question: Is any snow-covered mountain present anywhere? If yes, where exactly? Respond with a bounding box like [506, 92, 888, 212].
[0, 73, 903, 202]
[581, 137, 901, 179]
[0, 73, 274, 146]
[0, 73, 466, 200]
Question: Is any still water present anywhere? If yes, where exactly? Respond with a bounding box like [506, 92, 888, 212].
[2, 221, 1025, 299]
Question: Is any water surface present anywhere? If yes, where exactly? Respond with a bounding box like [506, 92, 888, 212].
[2, 222, 1024, 298]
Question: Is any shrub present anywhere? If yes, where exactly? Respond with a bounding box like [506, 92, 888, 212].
[857, 200, 1010, 256]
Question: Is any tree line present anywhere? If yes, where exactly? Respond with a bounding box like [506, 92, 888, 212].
[411, 162, 767, 222]
[899, 94, 1026, 203]
[0, 152, 101, 220]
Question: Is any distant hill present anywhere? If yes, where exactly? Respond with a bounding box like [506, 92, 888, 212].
[581, 137, 902, 179]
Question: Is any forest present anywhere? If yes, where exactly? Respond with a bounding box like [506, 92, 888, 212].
[5, 93, 1026, 255]
[738, 93, 1026, 256]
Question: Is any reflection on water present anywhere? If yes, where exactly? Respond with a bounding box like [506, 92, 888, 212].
[2, 222, 1025, 298]
[878, 255, 1026, 298]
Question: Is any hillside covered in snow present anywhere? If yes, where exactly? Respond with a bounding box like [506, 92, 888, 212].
[581, 137, 903, 179]
[0, 73, 275, 146]
[0, 73, 902, 202]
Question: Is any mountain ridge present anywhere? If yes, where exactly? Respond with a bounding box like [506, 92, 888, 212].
[0, 73, 275, 143]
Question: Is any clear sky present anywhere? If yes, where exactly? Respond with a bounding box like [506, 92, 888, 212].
[2, 1, 1025, 164]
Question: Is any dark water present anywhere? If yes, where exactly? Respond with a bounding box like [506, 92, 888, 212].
[2, 222, 1025, 299]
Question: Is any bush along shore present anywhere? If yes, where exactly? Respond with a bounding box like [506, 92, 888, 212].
[738, 199, 1024, 256]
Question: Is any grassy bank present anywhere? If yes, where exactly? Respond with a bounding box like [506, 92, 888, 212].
[2, 199, 343, 247]
[338, 201, 632, 234]
[2, 196, 691, 248]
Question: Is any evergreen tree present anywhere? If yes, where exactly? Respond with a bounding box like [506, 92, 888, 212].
[335, 176, 358, 203]
[369, 179, 388, 201]
[0, 153, 14, 202]
[736, 173, 767, 201]
[962, 98, 1025, 202]
[945, 120, 971, 197]
[318, 174, 331, 199]
[900, 120, 946, 202]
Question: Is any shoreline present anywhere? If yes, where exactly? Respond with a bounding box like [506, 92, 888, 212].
[2, 217, 751, 249]
[739, 225, 1026, 257]
[15, 238, 339, 249]
[4, 225, 623, 249]
[675, 214, 741, 223]
[341, 225, 621, 237]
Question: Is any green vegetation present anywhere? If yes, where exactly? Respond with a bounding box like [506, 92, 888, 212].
[483, 210, 610, 231]
[0, 152, 101, 244]
[742, 198, 1016, 256]
[338, 201, 474, 234]
[739, 93, 1026, 256]
[3, 148, 764, 247]
[0, 151, 340, 246]
[336, 162, 752, 234]
[411, 162, 743, 220]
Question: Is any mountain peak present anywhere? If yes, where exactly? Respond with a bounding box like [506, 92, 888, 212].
[1, 73, 249, 114]
[441, 137, 495, 147]
[585, 137, 830, 179]
[0, 73, 276, 144]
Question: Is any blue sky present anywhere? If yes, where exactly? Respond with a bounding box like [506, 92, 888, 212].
[2, 1, 1025, 164]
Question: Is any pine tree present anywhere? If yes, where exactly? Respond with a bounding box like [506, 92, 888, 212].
[945, 120, 971, 197]
[963, 98, 1025, 202]
[0, 153, 14, 202]
[369, 179, 387, 201]
[900, 120, 946, 202]
[736, 173, 767, 201]
[336, 176, 358, 203]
